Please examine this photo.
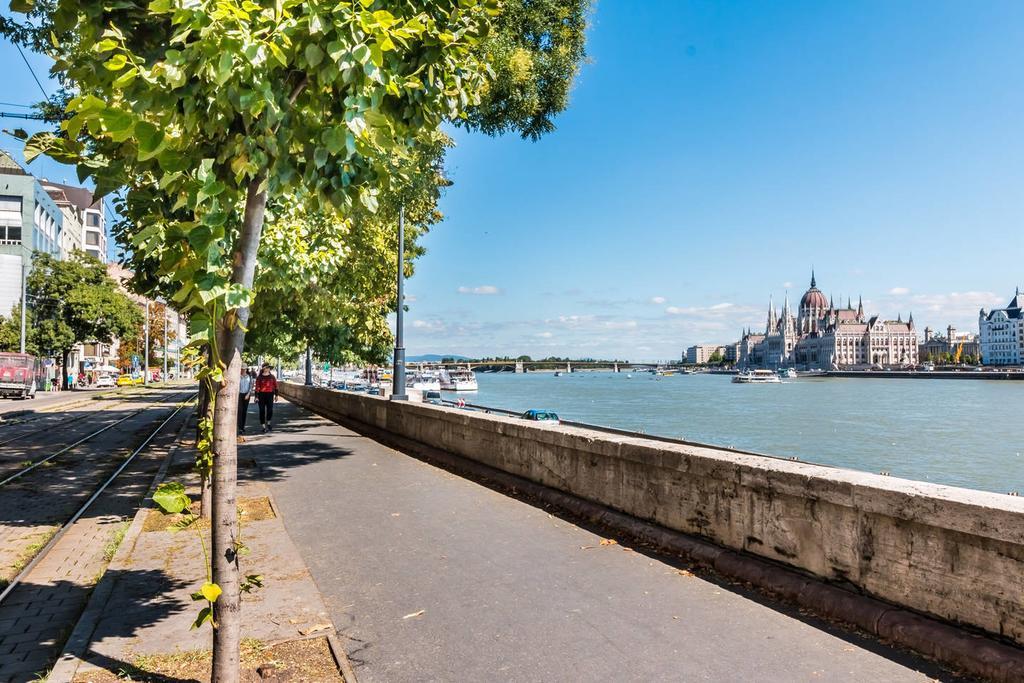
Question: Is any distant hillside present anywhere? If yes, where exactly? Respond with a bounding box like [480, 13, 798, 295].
[407, 353, 472, 362]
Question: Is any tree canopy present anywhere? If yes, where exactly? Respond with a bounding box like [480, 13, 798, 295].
[4, 252, 143, 383]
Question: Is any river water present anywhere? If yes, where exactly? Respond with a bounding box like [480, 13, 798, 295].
[453, 372, 1023, 495]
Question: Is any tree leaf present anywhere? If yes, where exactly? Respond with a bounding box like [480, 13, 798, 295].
[191, 606, 213, 630]
[153, 482, 190, 514]
[135, 121, 166, 161]
[200, 582, 222, 603]
[305, 44, 324, 68]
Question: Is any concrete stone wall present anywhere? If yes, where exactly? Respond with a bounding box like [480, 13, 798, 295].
[280, 382, 1024, 646]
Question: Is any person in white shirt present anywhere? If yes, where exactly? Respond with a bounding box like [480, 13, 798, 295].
[238, 366, 254, 433]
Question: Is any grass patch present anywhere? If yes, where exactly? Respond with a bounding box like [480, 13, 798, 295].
[103, 518, 131, 562]
[142, 496, 275, 533]
[73, 637, 342, 682]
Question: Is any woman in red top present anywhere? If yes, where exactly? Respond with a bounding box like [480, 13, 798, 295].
[254, 364, 278, 432]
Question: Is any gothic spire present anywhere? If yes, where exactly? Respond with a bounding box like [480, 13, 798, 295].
[810, 268, 816, 288]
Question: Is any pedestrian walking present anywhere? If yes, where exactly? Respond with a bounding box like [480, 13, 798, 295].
[254, 363, 278, 432]
[238, 365, 254, 433]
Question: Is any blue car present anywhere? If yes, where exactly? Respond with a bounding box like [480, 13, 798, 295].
[521, 409, 560, 424]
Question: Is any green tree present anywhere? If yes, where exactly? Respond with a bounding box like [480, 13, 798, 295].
[707, 350, 724, 365]
[23, 252, 143, 388]
[15, 0, 589, 676]
[0, 305, 32, 354]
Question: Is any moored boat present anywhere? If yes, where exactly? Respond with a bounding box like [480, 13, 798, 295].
[439, 367, 479, 391]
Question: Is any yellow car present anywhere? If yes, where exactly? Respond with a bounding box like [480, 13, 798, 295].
[116, 374, 137, 387]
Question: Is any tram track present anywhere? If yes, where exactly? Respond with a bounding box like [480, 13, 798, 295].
[0, 388, 195, 482]
[0, 392, 146, 449]
[0, 393, 196, 606]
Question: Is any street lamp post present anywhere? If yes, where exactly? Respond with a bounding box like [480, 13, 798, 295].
[19, 259, 27, 354]
[144, 300, 150, 386]
[390, 205, 408, 401]
[304, 346, 312, 386]
[163, 308, 168, 383]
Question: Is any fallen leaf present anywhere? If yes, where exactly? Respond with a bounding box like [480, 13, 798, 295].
[621, 547, 634, 552]
[579, 545, 596, 550]
[402, 610, 425, 620]
[677, 569, 694, 577]
[672, 616, 679, 620]
[391, 513, 401, 517]
[599, 538, 617, 546]
[298, 622, 332, 636]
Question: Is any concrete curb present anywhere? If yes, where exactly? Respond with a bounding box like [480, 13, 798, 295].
[295, 400, 1024, 683]
[48, 405, 196, 683]
[327, 633, 359, 683]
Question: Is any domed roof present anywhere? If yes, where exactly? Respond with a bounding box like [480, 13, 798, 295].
[800, 271, 829, 310]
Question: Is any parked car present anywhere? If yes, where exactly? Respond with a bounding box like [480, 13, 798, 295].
[116, 374, 137, 387]
[94, 374, 116, 388]
[521, 409, 560, 424]
[423, 390, 443, 405]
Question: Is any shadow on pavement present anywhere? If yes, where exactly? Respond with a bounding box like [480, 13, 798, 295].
[0, 569, 190, 681]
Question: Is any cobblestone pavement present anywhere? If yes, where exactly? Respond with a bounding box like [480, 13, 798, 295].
[0, 388, 194, 682]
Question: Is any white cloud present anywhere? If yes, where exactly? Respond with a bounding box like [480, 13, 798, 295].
[888, 287, 910, 295]
[650, 296, 666, 304]
[603, 320, 638, 330]
[404, 294, 418, 303]
[782, 281, 793, 289]
[536, 331, 553, 338]
[709, 302, 733, 310]
[457, 285, 501, 295]
[411, 319, 446, 332]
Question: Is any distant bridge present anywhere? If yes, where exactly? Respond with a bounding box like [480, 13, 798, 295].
[408, 360, 645, 373]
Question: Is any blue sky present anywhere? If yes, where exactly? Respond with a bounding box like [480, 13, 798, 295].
[3, 2, 1023, 361]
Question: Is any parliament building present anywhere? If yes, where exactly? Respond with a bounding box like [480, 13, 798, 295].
[738, 273, 918, 370]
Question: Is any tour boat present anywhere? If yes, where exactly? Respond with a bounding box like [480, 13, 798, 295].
[732, 369, 782, 384]
[439, 367, 479, 391]
[407, 371, 441, 392]
[780, 368, 797, 379]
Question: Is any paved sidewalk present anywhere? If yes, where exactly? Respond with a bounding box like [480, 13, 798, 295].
[60, 406, 343, 682]
[257, 401, 959, 682]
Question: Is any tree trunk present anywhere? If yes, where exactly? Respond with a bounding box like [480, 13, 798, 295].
[196, 368, 214, 519]
[61, 349, 71, 390]
[211, 177, 268, 683]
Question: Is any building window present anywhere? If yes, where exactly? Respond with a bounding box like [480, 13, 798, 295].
[85, 230, 100, 246]
[0, 224, 21, 244]
[86, 211, 100, 227]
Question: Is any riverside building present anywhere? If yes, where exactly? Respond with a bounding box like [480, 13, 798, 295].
[738, 272, 918, 370]
[978, 289, 1023, 366]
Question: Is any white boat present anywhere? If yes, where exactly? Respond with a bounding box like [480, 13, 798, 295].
[407, 371, 441, 391]
[439, 367, 478, 391]
[779, 368, 797, 379]
[732, 369, 782, 384]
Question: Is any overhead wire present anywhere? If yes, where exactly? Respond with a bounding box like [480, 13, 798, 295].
[14, 43, 49, 99]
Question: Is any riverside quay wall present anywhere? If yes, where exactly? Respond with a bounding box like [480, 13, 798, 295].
[280, 383, 1024, 648]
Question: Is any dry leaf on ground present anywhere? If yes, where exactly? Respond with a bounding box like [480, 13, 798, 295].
[298, 622, 332, 636]
[402, 610, 426, 620]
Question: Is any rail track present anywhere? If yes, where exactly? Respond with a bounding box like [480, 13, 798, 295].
[0, 388, 195, 483]
[0, 390, 151, 449]
[0, 390, 196, 606]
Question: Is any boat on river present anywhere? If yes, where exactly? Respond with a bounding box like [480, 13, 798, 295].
[407, 371, 441, 391]
[439, 367, 478, 391]
[732, 369, 782, 384]
[779, 368, 797, 379]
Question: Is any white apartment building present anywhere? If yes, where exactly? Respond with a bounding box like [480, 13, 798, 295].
[979, 289, 1023, 366]
[686, 344, 725, 364]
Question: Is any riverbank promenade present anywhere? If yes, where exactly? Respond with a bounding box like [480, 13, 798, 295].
[256, 400, 957, 681]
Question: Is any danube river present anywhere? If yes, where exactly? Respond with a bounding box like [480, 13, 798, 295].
[455, 372, 1023, 495]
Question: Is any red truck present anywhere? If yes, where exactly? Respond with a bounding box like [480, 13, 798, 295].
[0, 353, 45, 399]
